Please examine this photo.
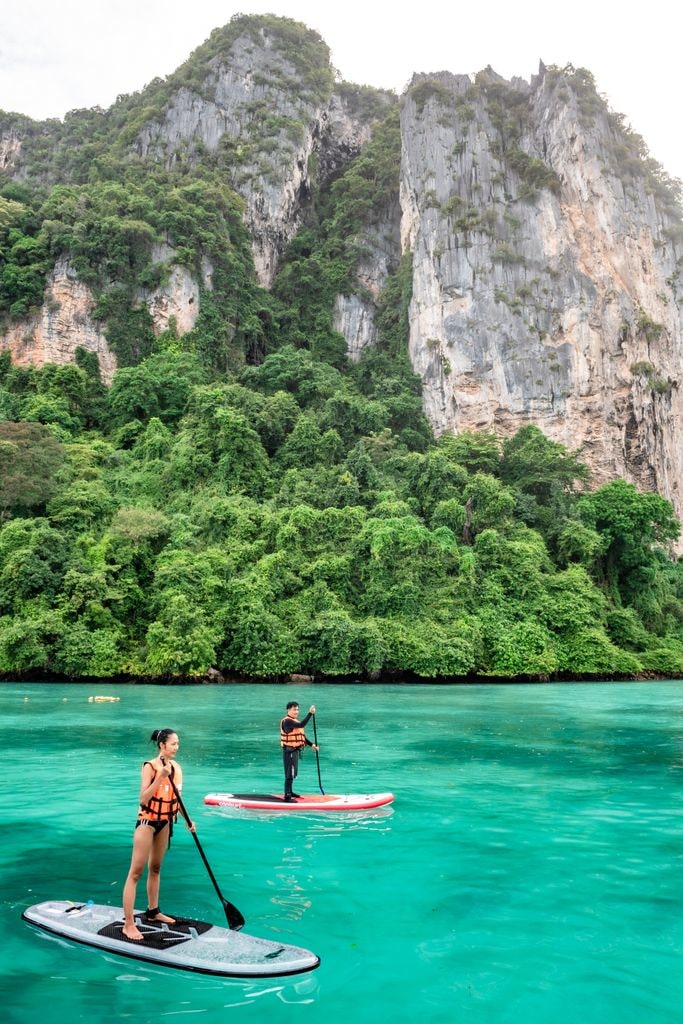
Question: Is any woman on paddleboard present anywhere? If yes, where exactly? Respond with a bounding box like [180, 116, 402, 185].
[122, 728, 194, 941]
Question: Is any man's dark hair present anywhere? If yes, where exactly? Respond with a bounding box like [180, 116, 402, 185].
[286, 701, 299, 710]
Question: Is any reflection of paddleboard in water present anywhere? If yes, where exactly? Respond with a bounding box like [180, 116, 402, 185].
[22, 901, 320, 978]
[204, 792, 395, 811]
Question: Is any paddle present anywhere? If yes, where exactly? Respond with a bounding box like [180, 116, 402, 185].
[312, 713, 325, 795]
[161, 757, 245, 931]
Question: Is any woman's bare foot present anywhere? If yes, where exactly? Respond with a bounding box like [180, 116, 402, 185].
[122, 922, 144, 941]
[147, 911, 175, 924]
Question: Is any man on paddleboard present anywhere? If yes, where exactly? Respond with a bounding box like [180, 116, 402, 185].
[280, 702, 318, 802]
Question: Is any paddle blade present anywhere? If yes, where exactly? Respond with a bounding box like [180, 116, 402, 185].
[224, 900, 245, 931]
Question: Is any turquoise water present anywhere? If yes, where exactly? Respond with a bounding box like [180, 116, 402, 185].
[2, 680, 683, 1023]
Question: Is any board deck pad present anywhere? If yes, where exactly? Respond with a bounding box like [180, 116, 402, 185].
[98, 916, 212, 949]
[204, 792, 395, 811]
[23, 901, 320, 977]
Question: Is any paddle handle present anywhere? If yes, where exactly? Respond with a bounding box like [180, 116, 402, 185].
[312, 714, 325, 795]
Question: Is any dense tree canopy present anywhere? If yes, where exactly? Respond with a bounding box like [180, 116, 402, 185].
[1, 323, 681, 680]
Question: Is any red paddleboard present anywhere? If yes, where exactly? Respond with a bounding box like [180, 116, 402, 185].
[204, 792, 394, 811]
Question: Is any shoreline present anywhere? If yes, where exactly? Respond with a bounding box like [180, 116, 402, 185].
[1, 669, 681, 686]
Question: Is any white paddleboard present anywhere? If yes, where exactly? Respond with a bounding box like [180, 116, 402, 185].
[22, 901, 320, 977]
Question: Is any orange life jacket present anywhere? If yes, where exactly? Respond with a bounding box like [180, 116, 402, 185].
[280, 718, 306, 749]
[139, 761, 179, 821]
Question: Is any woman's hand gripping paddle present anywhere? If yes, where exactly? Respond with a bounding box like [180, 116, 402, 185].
[162, 757, 245, 931]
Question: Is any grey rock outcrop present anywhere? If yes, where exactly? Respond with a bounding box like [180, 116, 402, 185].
[0, 129, 22, 172]
[0, 250, 210, 383]
[141, 242, 212, 338]
[333, 197, 402, 360]
[135, 27, 391, 287]
[398, 67, 682, 524]
[0, 258, 117, 382]
[317, 91, 385, 181]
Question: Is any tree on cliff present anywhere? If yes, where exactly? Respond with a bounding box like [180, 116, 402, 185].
[0, 422, 63, 517]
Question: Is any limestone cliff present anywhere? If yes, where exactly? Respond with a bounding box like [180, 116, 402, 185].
[134, 23, 391, 286]
[396, 66, 682, 525]
[333, 199, 402, 360]
[0, 250, 208, 383]
[1, 20, 682, 530]
[1, 258, 117, 382]
[0, 128, 22, 173]
[142, 242, 211, 340]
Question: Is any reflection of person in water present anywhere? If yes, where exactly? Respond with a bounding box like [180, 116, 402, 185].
[273, 848, 314, 920]
[280, 702, 318, 801]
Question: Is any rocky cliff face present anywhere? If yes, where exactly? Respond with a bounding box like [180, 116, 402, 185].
[135, 26, 389, 287]
[0, 249, 208, 383]
[397, 66, 682, 523]
[142, 242, 211, 340]
[333, 197, 402, 360]
[135, 31, 316, 287]
[1, 258, 118, 382]
[1, 22, 682, 529]
[0, 129, 22, 172]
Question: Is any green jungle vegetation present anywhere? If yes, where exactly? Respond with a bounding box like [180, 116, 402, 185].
[0, 15, 682, 681]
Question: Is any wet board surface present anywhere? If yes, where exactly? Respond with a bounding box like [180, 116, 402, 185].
[22, 901, 320, 977]
[204, 792, 395, 811]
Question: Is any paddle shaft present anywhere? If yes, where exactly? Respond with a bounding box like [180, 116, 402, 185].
[312, 714, 325, 795]
[161, 758, 245, 931]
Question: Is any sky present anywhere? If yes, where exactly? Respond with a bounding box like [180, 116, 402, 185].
[1, 0, 681, 183]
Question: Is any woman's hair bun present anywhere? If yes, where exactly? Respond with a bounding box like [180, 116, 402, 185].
[150, 728, 175, 746]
